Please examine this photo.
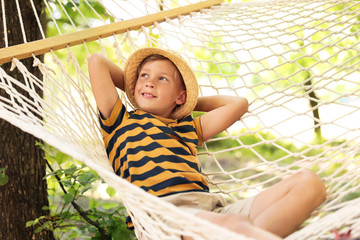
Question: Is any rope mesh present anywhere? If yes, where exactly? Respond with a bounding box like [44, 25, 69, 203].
[1, 0, 360, 239]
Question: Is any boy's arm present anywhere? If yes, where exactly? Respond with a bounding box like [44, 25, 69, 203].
[195, 95, 248, 142]
[88, 53, 124, 119]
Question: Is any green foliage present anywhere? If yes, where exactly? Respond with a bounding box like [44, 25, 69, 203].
[0, 168, 9, 186]
[45, 1, 115, 37]
[44, 0, 116, 75]
[27, 143, 135, 240]
[199, 128, 297, 162]
[193, 38, 241, 85]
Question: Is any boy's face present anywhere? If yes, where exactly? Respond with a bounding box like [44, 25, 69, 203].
[134, 59, 186, 118]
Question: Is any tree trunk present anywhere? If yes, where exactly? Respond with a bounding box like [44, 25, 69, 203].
[304, 72, 322, 140]
[0, 1, 54, 239]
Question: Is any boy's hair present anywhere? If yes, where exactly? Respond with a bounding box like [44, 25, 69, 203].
[124, 48, 198, 120]
[136, 54, 185, 90]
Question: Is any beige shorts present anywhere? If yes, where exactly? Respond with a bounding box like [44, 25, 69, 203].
[136, 192, 255, 240]
[161, 191, 255, 216]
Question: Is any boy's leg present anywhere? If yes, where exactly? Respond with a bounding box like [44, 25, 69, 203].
[249, 170, 326, 237]
[182, 211, 282, 240]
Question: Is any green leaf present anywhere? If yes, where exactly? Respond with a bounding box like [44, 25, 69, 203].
[26, 220, 36, 227]
[89, 198, 101, 209]
[68, 232, 81, 238]
[0, 168, 9, 186]
[101, 202, 119, 210]
[81, 185, 92, 194]
[111, 223, 132, 240]
[42, 221, 53, 230]
[55, 151, 70, 164]
[64, 193, 74, 204]
[106, 186, 116, 197]
[0, 174, 8, 186]
[64, 165, 77, 175]
[88, 215, 98, 222]
[78, 171, 95, 185]
[34, 226, 43, 233]
[42, 206, 49, 210]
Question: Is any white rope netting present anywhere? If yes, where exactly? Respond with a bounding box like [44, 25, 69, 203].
[1, 0, 360, 239]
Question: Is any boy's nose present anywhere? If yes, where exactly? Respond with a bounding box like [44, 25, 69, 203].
[145, 79, 155, 88]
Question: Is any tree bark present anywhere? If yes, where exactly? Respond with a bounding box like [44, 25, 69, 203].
[304, 72, 322, 140]
[0, 1, 54, 239]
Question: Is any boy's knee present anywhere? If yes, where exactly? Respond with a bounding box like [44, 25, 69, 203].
[222, 214, 254, 233]
[295, 170, 327, 203]
[225, 214, 252, 224]
[197, 211, 253, 232]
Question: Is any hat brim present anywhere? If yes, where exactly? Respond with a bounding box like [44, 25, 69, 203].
[124, 48, 198, 120]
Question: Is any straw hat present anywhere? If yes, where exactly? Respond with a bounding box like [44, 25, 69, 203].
[124, 48, 198, 120]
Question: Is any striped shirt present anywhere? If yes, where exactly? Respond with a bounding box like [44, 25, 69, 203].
[99, 98, 209, 228]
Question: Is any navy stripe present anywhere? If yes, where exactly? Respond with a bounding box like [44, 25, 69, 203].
[115, 165, 121, 176]
[180, 115, 193, 122]
[98, 104, 127, 134]
[125, 216, 134, 230]
[159, 188, 209, 198]
[98, 115, 110, 134]
[126, 141, 163, 156]
[139, 177, 209, 193]
[157, 125, 178, 136]
[129, 165, 183, 182]
[122, 154, 200, 179]
[166, 147, 192, 155]
[149, 127, 198, 150]
[172, 124, 195, 133]
[178, 135, 198, 146]
[158, 125, 198, 146]
[129, 153, 197, 169]
[154, 126, 195, 149]
[148, 132, 172, 140]
[129, 111, 153, 120]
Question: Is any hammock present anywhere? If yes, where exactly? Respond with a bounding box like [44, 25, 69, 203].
[1, 0, 360, 239]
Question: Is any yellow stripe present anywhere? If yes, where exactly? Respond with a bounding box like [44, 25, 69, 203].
[128, 159, 199, 177]
[119, 148, 199, 177]
[130, 169, 206, 188]
[147, 184, 206, 196]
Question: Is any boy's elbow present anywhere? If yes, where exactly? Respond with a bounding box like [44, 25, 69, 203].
[89, 53, 104, 67]
[236, 97, 249, 118]
[238, 97, 249, 110]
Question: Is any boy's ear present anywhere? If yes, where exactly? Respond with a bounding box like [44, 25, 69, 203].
[176, 90, 187, 105]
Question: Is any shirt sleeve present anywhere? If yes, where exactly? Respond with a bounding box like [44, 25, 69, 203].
[98, 97, 127, 137]
[193, 116, 203, 147]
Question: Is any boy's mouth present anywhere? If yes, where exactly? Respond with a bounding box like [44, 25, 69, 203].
[141, 92, 156, 98]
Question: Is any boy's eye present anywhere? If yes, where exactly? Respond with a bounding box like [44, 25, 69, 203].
[159, 77, 168, 81]
[140, 73, 148, 78]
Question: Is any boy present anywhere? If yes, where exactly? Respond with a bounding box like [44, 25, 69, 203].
[88, 48, 326, 239]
